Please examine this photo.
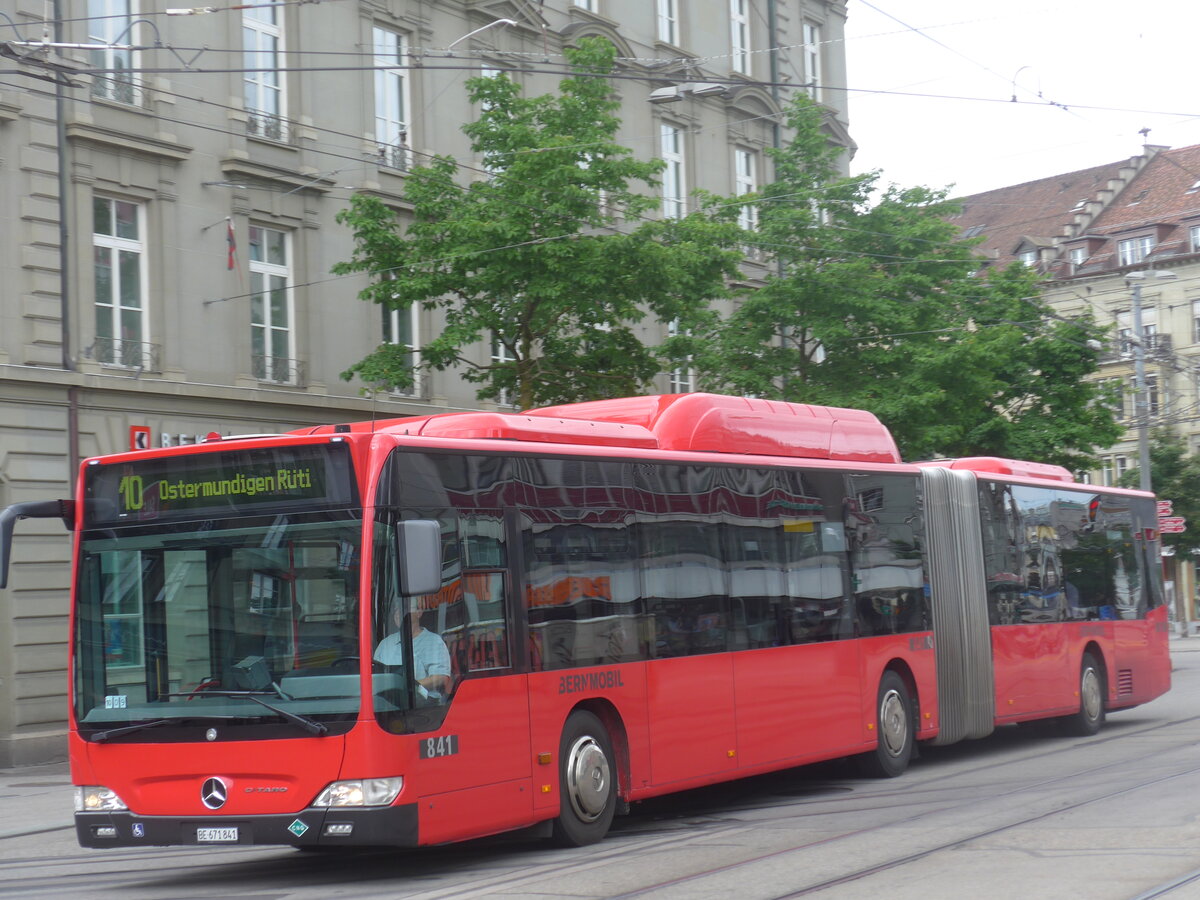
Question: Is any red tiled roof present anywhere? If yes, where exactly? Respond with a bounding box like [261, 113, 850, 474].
[1074, 146, 1200, 271]
[949, 145, 1200, 277]
[1086, 146, 1200, 235]
[949, 159, 1138, 264]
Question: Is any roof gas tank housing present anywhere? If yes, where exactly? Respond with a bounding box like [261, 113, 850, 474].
[917, 456, 1075, 483]
[528, 393, 902, 464]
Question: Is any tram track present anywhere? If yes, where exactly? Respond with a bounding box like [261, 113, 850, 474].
[417, 711, 1200, 900]
[2, 708, 1198, 898]
[770, 761, 1200, 898]
[1129, 866, 1200, 899]
[589, 757, 1200, 900]
[338, 710, 1200, 900]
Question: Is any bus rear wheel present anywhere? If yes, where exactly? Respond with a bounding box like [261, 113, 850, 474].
[552, 710, 616, 847]
[858, 670, 914, 778]
[1060, 653, 1106, 736]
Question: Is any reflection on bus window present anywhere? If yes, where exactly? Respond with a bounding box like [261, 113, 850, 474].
[979, 483, 1160, 625]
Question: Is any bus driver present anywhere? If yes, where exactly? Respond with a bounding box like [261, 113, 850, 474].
[374, 601, 452, 699]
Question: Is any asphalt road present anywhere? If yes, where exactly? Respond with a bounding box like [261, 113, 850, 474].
[3, 641, 1200, 899]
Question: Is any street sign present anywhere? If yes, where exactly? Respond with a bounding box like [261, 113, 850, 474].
[129, 425, 150, 452]
[1159, 516, 1187, 534]
[1157, 500, 1174, 516]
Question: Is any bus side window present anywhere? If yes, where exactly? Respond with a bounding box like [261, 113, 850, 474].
[441, 513, 510, 674]
[846, 474, 928, 636]
[523, 512, 640, 670]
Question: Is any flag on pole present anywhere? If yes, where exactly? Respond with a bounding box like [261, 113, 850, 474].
[226, 218, 237, 271]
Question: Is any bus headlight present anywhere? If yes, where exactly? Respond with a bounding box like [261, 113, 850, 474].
[312, 777, 403, 808]
[75, 786, 128, 812]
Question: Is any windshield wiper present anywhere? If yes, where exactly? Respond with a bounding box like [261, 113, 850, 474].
[91, 715, 240, 742]
[92, 718, 174, 742]
[166, 690, 328, 736]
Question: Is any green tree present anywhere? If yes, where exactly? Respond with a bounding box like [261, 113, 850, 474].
[333, 38, 741, 409]
[686, 95, 1120, 467]
[1123, 431, 1200, 555]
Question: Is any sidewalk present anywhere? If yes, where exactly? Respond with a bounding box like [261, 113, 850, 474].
[0, 760, 73, 839]
[1170, 631, 1200, 652]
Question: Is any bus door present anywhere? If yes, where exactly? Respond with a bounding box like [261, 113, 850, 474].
[1110, 521, 1169, 702]
[731, 513, 862, 767]
[372, 501, 531, 844]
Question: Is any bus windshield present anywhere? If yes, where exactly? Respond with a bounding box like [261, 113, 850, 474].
[73, 442, 368, 740]
[74, 511, 364, 738]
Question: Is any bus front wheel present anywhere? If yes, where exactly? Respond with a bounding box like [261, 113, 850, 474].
[552, 710, 616, 847]
[858, 670, 914, 778]
[1060, 653, 1106, 736]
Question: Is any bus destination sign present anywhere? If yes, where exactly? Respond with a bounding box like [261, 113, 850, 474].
[84, 443, 357, 525]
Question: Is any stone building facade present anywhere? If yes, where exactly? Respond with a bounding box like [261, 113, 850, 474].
[0, 0, 852, 764]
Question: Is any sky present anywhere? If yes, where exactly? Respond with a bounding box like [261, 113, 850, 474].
[842, 1, 1200, 198]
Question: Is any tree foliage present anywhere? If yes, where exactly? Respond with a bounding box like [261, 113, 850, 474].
[683, 95, 1121, 467]
[333, 38, 741, 409]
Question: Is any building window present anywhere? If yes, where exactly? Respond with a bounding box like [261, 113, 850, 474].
[1116, 309, 1157, 356]
[1096, 376, 1126, 418]
[572, 0, 597, 10]
[93, 197, 148, 368]
[249, 226, 296, 383]
[383, 304, 420, 396]
[802, 22, 821, 100]
[243, 5, 286, 139]
[661, 124, 685, 219]
[668, 319, 693, 393]
[89, 0, 139, 105]
[477, 66, 505, 175]
[734, 148, 758, 232]
[657, 0, 679, 45]
[373, 27, 409, 169]
[490, 334, 515, 407]
[1069, 247, 1086, 272]
[1145, 373, 1161, 416]
[1018, 249, 1037, 267]
[1114, 456, 1129, 486]
[1100, 456, 1132, 487]
[1117, 235, 1155, 266]
[1191, 224, 1200, 253]
[730, 0, 750, 74]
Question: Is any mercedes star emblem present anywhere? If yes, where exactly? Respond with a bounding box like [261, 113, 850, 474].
[201, 777, 228, 810]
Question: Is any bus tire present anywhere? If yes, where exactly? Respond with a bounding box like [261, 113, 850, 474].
[551, 710, 616, 847]
[1061, 653, 1106, 736]
[858, 670, 914, 778]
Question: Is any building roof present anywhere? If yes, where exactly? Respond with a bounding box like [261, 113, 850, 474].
[948, 158, 1145, 266]
[949, 144, 1200, 279]
[1072, 145, 1200, 273]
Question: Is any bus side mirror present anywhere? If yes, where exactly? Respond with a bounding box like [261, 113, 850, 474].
[0, 500, 73, 590]
[398, 520, 442, 597]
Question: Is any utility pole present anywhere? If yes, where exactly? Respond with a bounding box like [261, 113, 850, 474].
[1126, 269, 1176, 492]
[1130, 277, 1153, 493]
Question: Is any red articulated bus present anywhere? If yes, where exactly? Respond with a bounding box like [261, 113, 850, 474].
[0, 393, 1171, 850]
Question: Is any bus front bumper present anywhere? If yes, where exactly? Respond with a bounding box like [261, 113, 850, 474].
[75, 804, 419, 849]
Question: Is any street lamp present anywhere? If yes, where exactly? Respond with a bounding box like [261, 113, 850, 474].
[1125, 269, 1176, 492]
[445, 18, 516, 52]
